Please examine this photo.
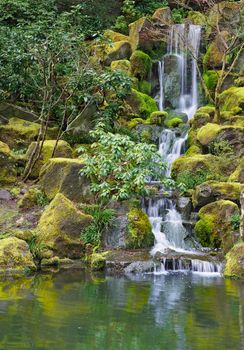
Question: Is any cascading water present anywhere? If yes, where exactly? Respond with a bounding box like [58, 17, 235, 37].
[145, 24, 222, 275]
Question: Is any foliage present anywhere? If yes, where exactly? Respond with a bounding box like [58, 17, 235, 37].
[81, 205, 115, 246]
[176, 169, 210, 191]
[36, 192, 50, 207]
[79, 125, 171, 203]
[171, 7, 187, 23]
[230, 213, 240, 231]
[209, 140, 234, 157]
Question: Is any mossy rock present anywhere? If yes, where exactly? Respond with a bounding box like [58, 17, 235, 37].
[152, 7, 173, 25]
[0, 117, 57, 149]
[90, 251, 109, 271]
[127, 117, 145, 129]
[111, 59, 131, 75]
[130, 50, 152, 80]
[203, 31, 230, 69]
[194, 200, 239, 253]
[190, 107, 213, 129]
[104, 30, 129, 43]
[197, 123, 222, 146]
[127, 89, 158, 119]
[37, 193, 93, 259]
[228, 158, 244, 183]
[17, 187, 48, 209]
[219, 86, 244, 113]
[126, 208, 153, 249]
[138, 80, 152, 95]
[0, 237, 36, 273]
[129, 17, 152, 52]
[187, 11, 206, 25]
[197, 123, 244, 155]
[104, 40, 132, 66]
[224, 242, 244, 279]
[0, 141, 17, 184]
[185, 145, 202, 156]
[164, 117, 183, 128]
[149, 111, 168, 126]
[40, 158, 92, 203]
[192, 181, 244, 208]
[25, 140, 73, 178]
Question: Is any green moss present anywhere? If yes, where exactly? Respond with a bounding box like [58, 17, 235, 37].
[126, 208, 153, 249]
[187, 11, 206, 25]
[0, 141, 17, 184]
[185, 145, 202, 156]
[138, 80, 152, 95]
[164, 117, 183, 128]
[130, 50, 152, 80]
[37, 193, 93, 259]
[0, 237, 36, 273]
[195, 200, 239, 252]
[228, 158, 244, 183]
[203, 70, 219, 91]
[111, 59, 131, 75]
[149, 111, 168, 126]
[128, 89, 158, 119]
[40, 158, 92, 203]
[104, 30, 129, 43]
[105, 40, 132, 65]
[197, 123, 222, 146]
[127, 118, 145, 129]
[219, 86, 244, 113]
[192, 181, 244, 208]
[90, 251, 109, 271]
[25, 140, 73, 178]
[224, 242, 244, 279]
[188, 128, 198, 147]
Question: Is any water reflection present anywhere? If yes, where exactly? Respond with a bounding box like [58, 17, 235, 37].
[0, 270, 243, 350]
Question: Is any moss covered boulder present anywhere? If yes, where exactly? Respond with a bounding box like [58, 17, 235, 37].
[40, 158, 92, 203]
[152, 7, 173, 24]
[37, 193, 93, 259]
[203, 31, 230, 69]
[0, 237, 36, 273]
[0, 141, 16, 184]
[224, 242, 244, 279]
[126, 208, 153, 248]
[194, 200, 240, 253]
[197, 123, 244, 155]
[192, 181, 244, 208]
[187, 11, 206, 25]
[130, 50, 152, 80]
[111, 59, 131, 75]
[228, 158, 244, 183]
[127, 89, 158, 119]
[149, 111, 168, 126]
[191, 105, 215, 129]
[25, 140, 73, 178]
[219, 87, 244, 114]
[104, 40, 132, 66]
[0, 118, 40, 149]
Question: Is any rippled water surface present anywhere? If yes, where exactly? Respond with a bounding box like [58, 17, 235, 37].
[0, 270, 243, 350]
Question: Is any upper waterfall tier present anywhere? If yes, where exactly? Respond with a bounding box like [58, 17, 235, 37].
[158, 24, 201, 119]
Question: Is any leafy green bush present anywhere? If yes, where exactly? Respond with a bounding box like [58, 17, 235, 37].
[209, 140, 234, 157]
[230, 213, 240, 231]
[79, 125, 169, 203]
[81, 205, 115, 246]
[172, 7, 187, 23]
[176, 169, 210, 191]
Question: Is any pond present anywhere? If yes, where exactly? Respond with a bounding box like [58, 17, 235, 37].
[0, 270, 243, 350]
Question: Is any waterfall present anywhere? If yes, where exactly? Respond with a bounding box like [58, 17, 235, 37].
[158, 23, 201, 118]
[145, 24, 222, 275]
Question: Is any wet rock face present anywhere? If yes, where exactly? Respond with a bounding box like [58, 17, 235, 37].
[163, 55, 181, 109]
[124, 261, 154, 274]
[177, 197, 192, 221]
[0, 237, 36, 273]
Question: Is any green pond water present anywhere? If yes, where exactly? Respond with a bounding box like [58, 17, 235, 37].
[0, 270, 243, 350]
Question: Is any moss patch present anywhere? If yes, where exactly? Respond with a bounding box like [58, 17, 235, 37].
[25, 140, 73, 178]
[219, 86, 244, 113]
[224, 242, 244, 279]
[37, 193, 93, 259]
[127, 89, 158, 119]
[0, 141, 17, 184]
[130, 50, 152, 80]
[126, 208, 153, 249]
[111, 59, 131, 75]
[194, 200, 239, 252]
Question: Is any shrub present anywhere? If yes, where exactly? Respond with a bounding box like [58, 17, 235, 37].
[176, 169, 210, 191]
[209, 139, 234, 157]
[230, 213, 240, 231]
